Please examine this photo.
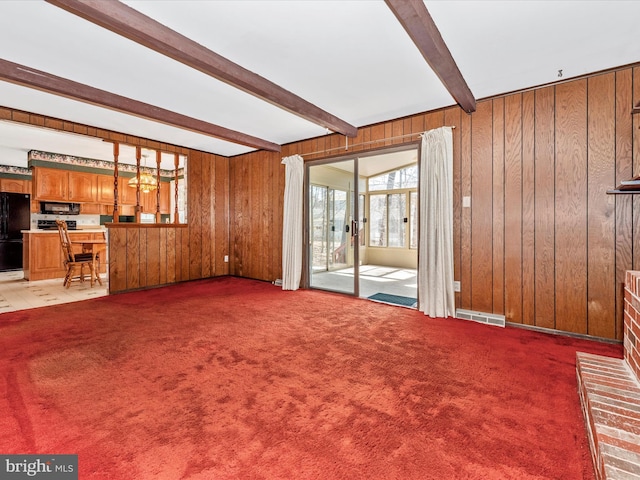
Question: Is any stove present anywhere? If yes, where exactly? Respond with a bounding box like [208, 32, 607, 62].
[37, 220, 77, 230]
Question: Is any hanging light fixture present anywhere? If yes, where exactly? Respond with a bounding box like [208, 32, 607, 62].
[128, 153, 158, 193]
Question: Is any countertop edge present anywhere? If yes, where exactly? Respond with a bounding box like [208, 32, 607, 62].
[22, 228, 107, 234]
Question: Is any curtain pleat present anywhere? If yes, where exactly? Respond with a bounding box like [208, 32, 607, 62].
[418, 127, 455, 318]
[281, 154, 304, 290]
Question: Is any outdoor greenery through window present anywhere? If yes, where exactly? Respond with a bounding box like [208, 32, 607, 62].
[368, 164, 418, 249]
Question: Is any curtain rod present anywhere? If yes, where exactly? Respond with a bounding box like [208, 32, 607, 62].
[300, 126, 455, 157]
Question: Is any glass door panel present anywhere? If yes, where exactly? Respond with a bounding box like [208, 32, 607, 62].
[308, 159, 357, 295]
[310, 185, 328, 273]
[410, 191, 418, 249]
[329, 189, 348, 270]
[358, 194, 366, 247]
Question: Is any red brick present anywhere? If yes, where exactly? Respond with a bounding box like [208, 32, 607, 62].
[577, 350, 640, 480]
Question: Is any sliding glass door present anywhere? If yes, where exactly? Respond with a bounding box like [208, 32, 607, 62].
[306, 146, 419, 303]
[308, 159, 358, 295]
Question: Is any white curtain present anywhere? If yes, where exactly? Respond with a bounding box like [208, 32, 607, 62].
[281, 154, 304, 290]
[418, 127, 455, 318]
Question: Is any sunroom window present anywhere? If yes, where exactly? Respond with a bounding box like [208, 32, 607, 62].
[367, 165, 417, 249]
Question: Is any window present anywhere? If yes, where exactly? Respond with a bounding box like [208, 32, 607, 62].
[367, 164, 417, 249]
[388, 193, 406, 247]
[368, 165, 418, 191]
[369, 194, 387, 247]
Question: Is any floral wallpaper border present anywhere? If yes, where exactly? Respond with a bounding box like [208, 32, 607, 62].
[28, 150, 183, 177]
[0, 165, 31, 176]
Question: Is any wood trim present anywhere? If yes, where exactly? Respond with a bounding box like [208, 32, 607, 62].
[385, 0, 476, 113]
[105, 223, 188, 229]
[0, 58, 280, 152]
[46, 0, 357, 138]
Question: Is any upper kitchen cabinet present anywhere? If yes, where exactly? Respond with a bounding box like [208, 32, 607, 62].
[33, 167, 68, 201]
[68, 171, 97, 203]
[140, 184, 171, 214]
[33, 167, 97, 203]
[159, 183, 170, 214]
[97, 175, 116, 204]
[99, 174, 153, 207]
[98, 172, 172, 214]
[119, 179, 138, 205]
[0, 178, 31, 194]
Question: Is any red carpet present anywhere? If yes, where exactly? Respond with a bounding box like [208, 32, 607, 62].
[0, 277, 622, 479]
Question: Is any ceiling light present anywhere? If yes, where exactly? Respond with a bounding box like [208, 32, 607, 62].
[128, 154, 157, 193]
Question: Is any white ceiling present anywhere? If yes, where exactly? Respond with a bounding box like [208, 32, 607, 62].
[0, 0, 639, 171]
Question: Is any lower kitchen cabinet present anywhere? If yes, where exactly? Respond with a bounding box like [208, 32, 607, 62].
[23, 230, 107, 281]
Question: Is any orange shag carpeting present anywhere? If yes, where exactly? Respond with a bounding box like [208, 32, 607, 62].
[0, 277, 622, 479]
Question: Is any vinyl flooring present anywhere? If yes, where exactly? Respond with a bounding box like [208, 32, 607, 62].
[0, 270, 108, 314]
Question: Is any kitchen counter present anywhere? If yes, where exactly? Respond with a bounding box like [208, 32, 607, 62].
[21, 228, 107, 234]
[22, 229, 107, 281]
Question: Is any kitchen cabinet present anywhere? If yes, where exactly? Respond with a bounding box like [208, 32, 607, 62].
[68, 171, 97, 203]
[119, 180, 138, 205]
[97, 175, 116, 204]
[98, 176, 148, 213]
[160, 184, 171, 214]
[0, 178, 30, 194]
[23, 230, 107, 281]
[119, 204, 136, 216]
[31, 166, 171, 217]
[33, 167, 68, 201]
[97, 175, 136, 206]
[141, 186, 170, 214]
[80, 203, 102, 215]
[33, 168, 98, 203]
[0, 179, 38, 212]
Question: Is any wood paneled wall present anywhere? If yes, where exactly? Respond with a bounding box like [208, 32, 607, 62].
[229, 150, 285, 280]
[108, 225, 190, 293]
[0, 105, 233, 293]
[230, 65, 640, 340]
[4, 65, 640, 340]
[187, 150, 230, 280]
[107, 150, 230, 293]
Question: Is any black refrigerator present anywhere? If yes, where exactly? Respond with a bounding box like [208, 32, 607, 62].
[0, 192, 31, 271]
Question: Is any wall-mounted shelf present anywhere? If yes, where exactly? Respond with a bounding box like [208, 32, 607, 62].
[608, 176, 640, 194]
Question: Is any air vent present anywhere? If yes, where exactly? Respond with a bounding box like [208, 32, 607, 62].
[455, 309, 505, 328]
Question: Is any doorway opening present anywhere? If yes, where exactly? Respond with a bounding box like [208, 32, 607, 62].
[306, 146, 418, 307]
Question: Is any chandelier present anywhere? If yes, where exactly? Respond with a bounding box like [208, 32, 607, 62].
[128, 154, 158, 193]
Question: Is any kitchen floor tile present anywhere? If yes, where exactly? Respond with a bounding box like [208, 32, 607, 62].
[0, 270, 108, 314]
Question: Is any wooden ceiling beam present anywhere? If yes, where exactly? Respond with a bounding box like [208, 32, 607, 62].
[385, 0, 476, 113]
[45, 0, 358, 138]
[0, 58, 281, 152]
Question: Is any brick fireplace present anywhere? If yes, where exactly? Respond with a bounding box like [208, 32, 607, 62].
[576, 270, 640, 479]
[624, 271, 640, 383]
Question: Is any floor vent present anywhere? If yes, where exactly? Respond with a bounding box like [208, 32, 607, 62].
[455, 309, 505, 328]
